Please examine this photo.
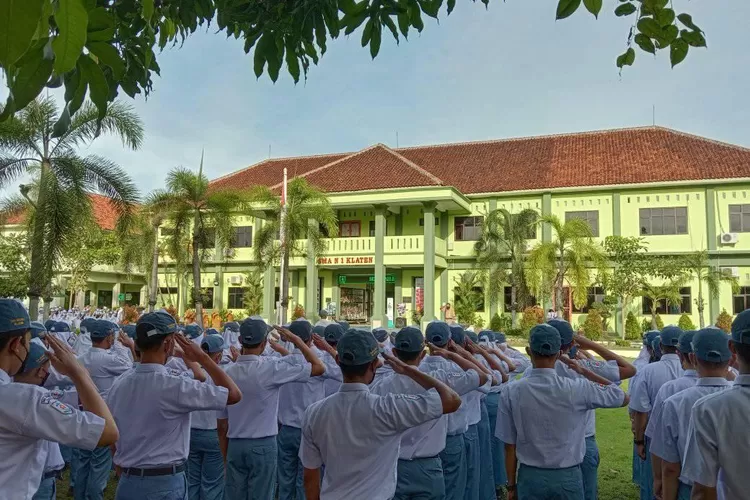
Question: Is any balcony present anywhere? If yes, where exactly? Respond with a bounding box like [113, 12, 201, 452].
[293, 235, 447, 268]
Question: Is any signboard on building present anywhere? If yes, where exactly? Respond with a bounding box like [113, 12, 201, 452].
[317, 256, 373, 265]
[338, 274, 395, 285]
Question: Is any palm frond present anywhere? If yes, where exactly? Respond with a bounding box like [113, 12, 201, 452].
[54, 101, 144, 153]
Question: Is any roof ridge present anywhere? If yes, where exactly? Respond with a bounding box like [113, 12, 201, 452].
[270, 144, 384, 189]
[210, 158, 270, 184]
[660, 127, 750, 154]
[394, 125, 668, 152]
[378, 144, 443, 185]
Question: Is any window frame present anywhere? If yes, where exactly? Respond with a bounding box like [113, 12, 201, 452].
[227, 287, 245, 309]
[733, 286, 750, 314]
[565, 210, 600, 237]
[729, 204, 750, 233]
[454, 216, 484, 241]
[641, 287, 692, 315]
[231, 226, 253, 248]
[639, 207, 688, 236]
[572, 286, 606, 313]
[340, 220, 361, 238]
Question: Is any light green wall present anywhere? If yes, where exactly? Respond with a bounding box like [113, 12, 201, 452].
[550, 193, 614, 244]
[715, 186, 750, 252]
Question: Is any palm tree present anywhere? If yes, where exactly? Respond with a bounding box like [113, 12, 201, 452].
[640, 279, 685, 329]
[474, 208, 538, 327]
[149, 154, 247, 320]
[681, 250, 739, 328]
[252, 177, 338, 323]
[452, 271, 484, 326]
[120, 207, 167, 312]
[527, 215, 607, 317]
[0, 97, 141, 320]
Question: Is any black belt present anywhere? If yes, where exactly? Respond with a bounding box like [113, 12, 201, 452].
[43, 469, 62, 480]
[122, 462, 186, 477]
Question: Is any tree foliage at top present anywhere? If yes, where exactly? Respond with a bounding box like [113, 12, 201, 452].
[0, 0, 706, 131]
[0, 232, 31, 298]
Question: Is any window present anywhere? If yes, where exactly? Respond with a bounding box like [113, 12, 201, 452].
[228, 287, 245, 309]
[729, 204, 750, 233]
[734, 287, 750, 314]
[454, 216, 483, 241]
[418, 217, 439, 226]
[642, 287, 692, 314]
[368, 220, 388, 237]
[454, 286, 485, 312]
[639, 207, 688, 235]
[572, 287, 606, 313]
[158, 287, 179, 295]
[199, 227, 216, 248]
[231, 226, 253, 248]
[340, 221, 361, 237]
[565, 210, 599, 237]
[319, 223, 330, 238]
[525, 225, 537, 240]
[503, 286, 536, 312]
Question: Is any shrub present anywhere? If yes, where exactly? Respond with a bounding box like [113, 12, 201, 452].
[678, 313, 696, 331]
[655, 313, 664, 330]
[582, 309, 604, 340]
[474, 316, 485, 330]
[507, 328, 524, 339]
[615, 338, 631, 347]
[520, 306, 544, 337]
[641, 317, 652, 333]
[715, 309, 732, 333]
[411, 308, 424, 325]
[625, 312, 641, 340]
[490, 313, 503, 332]
[291, 304, 305, 320]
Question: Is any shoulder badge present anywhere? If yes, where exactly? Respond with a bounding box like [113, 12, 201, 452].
[50, 400, 74, 415]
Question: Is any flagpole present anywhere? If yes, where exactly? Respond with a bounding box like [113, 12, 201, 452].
[278, 168, 288, 325]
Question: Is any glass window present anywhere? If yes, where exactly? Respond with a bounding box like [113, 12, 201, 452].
[639, 207, 689, 235]
[565, 211, 599, 237]
[733, 286, 750, 314]
[340, 221, 361, 237]
[729, 205, 750, 233]
[454, 216, 484, 241]
[228, 287, 245, 309]
[572, 287, 606, 313]
[642, 287, 692, 314]
[231, 226, 253, 248]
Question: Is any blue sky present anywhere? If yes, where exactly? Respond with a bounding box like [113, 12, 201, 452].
[4, 1, 750, 194]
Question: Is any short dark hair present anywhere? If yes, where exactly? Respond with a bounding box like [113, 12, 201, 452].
[136, 333, 171, 352]
[393, 348, 421, 363]
[696, 358, 729, 371]
[340, 362, 372, 378]
[662, 345, 678, 355]
[0, 329, 28, 351]
[560, 342, 574, 353]
[734, 342, 750, 364]
[532, 352, 557, 362]
[91, 336, 110, 347]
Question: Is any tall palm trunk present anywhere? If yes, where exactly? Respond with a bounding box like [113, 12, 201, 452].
[510, 285, 517, 327]
[192, 213, 203, 322]
[279, 249, 290, 324]
[148, 226, 160, 312]
[43, 296, 52, 321]
[28, 161, 51, 320]
[555, 254, 565, 317]
[697, 280, 705, 328]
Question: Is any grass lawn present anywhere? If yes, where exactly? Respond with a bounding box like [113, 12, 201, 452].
[57, 381, 641, 500]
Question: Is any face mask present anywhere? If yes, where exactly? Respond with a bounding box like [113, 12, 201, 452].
[14, 340, 30, 376]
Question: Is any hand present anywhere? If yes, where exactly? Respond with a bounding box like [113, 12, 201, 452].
[118, 331, 134, 350]
[559, 355, 584, 375]
[275, 326, 302, 347]
[428, 342, 451, 359]
[46, 335, 85, 378]
[230, 346, 240, 362]
[175, 334, 209, 364]
[636, 442, 646, 460]
[450, 341, 470, 357]
[312, 334, 334, 355]
[507, 487, 517, 500]
[382, 351, 411, 375]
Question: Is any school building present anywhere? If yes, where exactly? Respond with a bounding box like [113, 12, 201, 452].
[150, 126, 750, 334]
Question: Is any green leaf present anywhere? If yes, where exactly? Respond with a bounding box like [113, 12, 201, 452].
[382, 15, 400, 43]
[361, 17, 374, 47]
[52, 106, 71, 138]
[339, 0, 357, 15]
[447, 0, 456, 14]
[654, 8, 675, 28]
[87, 41, 125, 79]
[680, 30, 706, 48]
[582, 0, 602, 18]
[253, 34, 267, 78]
[78, 54, 108, 119]
[637, 18, 662, 39]
[418, 0, 440, 19]
[370, 22, 382, 59]
[86, 28, 114, 42]
[409, 2, 424, 31]
[397, 11, 410, 38]
[343, 11, 368, 36]
[677, 13, 702, 32]
[614, 3, 636, 16]
[659, 24, 678, 47]
[0, 0, 44, 67]
[616, 47, 635, 68]
[52, 0, 89, 75]
[87, 7, 114, 32]
[670, 38, 688, 67]
[556, 0, 581, 20]
[142, 0, 154, 22]
[285, 38, 300, 83]
[10, 39, 53, 110]
[634, 33, 656, 54]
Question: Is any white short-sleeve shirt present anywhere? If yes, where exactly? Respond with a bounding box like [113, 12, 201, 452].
[644, 370, 698, 440]
[629, 354, 683, 414]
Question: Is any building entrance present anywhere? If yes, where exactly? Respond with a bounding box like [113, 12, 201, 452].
[338, 273, 395, 325]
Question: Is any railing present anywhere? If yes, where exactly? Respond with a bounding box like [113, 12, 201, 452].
[320, 237, 375, 254]
[385, 235, 423, 253]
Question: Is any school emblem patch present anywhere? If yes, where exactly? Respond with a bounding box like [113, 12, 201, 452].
[50, 400, 74, 415]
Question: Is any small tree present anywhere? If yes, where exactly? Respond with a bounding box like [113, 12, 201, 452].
[682, 251, 739, 328]
[715, 309, 732, 333]
[625, 312, 641, 340]
[520, 306, 544, 337]
[453, 271, 484, 325]
[0, 233, 30, 298]
[655, 313, 665, 330]
[640, 279, 684, 330]
[490, 313, 512, 332]
[242, 270, 264, 316]
[678, 313, 696, 331]
[582, 309, 604, 340]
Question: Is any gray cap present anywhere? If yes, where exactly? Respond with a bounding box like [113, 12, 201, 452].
[136, 311, 178, 340]
[678, 331, 696, 354]
[0, 299, 29, 335]
[184, 324, 203, 339]
[692, 327, 732, 363]
[90, 320, 116, 339]
[324, 323, 345, 344]
[338, 320, 350, 331]
[660, 326, 683, 347]
[425, 322, 451, 346]
[337, 330, 379, 366]
[394, 327, 424, 353]
[529, 324, 562, 355]
[201, 334, 228, 354]
[644, 330, 660, 346]
[289, 319, 312, 342]
[372, 328, 388, 343]
[312, 324, 326, 336]
[80, 317, 97, 334]
[731, 309, 750, 344]
[547, 319, 575, 346]
[450, 325, 465, 346]
[224, 321, 240, 332]
[240, 318, 269, 346]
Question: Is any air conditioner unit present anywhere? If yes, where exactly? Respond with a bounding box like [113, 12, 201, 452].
[229, 275, 243, 285]
[720, 232, 739, 245]
[721, 266, 740, 278]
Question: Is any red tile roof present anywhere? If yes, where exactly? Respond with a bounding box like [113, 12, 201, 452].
[5, 194, 120, 230]
[210, 127, 750, 194]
